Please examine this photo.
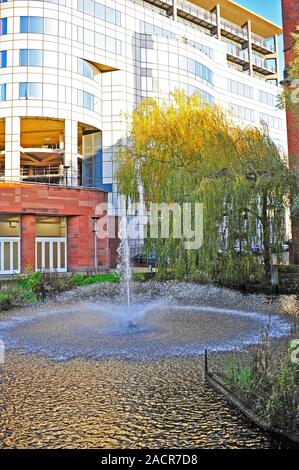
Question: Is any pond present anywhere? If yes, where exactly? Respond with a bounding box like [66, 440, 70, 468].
[0, 282, 298, 448]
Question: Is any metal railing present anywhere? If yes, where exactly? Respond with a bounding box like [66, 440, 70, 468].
[226, 42, 248, 62]
[252, 55, 277, 73]
[177, 1, 217, 26]
[220, 18, 248, 41]
[0, 166, 78, 186]
[251, 32, 275, 52]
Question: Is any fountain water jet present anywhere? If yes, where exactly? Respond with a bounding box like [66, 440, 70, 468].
[117, 216, 132, 312]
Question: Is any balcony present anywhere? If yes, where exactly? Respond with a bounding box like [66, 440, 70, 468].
[143, 0, 276, 56]
[142, 0, 173, 13]
[177, 1, 217, 31]
[252, 55, 277, 75]
[225, 42, 249, 67]
[251, 32, 276, 55]
[220, 18, 248, 45]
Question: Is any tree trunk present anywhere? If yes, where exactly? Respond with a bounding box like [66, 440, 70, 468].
[262, 191, 271, 272]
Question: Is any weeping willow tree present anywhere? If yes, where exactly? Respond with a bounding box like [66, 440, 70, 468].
[117, 91, 294, 284]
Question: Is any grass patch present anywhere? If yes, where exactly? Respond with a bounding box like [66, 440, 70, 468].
[70, 273, 120, 286]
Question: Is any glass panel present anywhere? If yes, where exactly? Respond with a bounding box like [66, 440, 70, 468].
[37, 242, 42, 270]
[29, 49, 43, 66]
[60, 242, 65, 269]
[36, 216, 66, 237]
[13, 242, 18, 271]
[44, 18, 58, 35]
[28, 83, 42, 99]
[0, 18, 7, 35]
[0, 84, 6, 101]
[0, 215, 20, 236]
[53, 242, 58, 270]
[20, 17, 28, 33]
[4, 242, 10, 271]
[45, 242, 50, 270]
[95, 3, 105, 20]
[29, 17, 43, 34]
[0, 50, 7, 68]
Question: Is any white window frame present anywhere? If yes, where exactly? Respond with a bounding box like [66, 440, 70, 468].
[0, 237, 21, 274]
[35, 237, 67, 273]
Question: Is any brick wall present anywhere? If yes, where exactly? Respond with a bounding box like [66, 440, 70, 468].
[0, 183, 117, 272]
[282, 0, 299, 263]
[282, 0, 299, 172]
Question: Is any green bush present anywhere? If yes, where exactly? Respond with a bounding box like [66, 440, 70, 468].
[0, 271, 120, 311]
[132, 272, 147, 282]
[222, 341, 299, 435]
[0, 291, 13, 308]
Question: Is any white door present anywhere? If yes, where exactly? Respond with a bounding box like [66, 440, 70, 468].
[35, 237, 67, 272]
[0, 238, 20, 274]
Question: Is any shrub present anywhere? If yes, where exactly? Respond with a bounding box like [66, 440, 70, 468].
[0, 291, 13, 309]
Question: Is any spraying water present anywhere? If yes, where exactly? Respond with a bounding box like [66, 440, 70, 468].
[117, 216, 132, 310]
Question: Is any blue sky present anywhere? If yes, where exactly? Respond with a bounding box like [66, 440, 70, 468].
[236, 0, 284, 78]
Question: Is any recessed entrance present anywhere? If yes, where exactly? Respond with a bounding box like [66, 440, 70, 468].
[20, 118, 65, 184]
[35, 216, 67, 272]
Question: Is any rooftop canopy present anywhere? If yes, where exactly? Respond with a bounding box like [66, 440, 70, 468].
[190, 0, 282, 37]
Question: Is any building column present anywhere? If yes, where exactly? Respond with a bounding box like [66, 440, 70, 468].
[172, 0, 177, 20]
[215, 4, 221, 40]
[246, 20, 254, 76]
[21, 215, 36, 272]
[273, 34, 279, 85]
[5, 116, 20, 182]
[64, 119, 78, 187]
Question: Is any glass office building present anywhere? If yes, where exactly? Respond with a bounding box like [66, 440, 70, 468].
[0, 0, 288, 273]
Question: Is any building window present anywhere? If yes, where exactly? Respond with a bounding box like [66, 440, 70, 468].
[259, 90, 278, 107]
[78, 58, 95, 79]
[19, 82, 42, 100]
[0, 51, 7, 68]
[140, 20, 175, 39]
[228, 79, 253, 99]
[230, 103, 255, 122]
[78, 1, 121, 26]
[30, 0, 66, 4]
[0, 84, 6, 101]
[0, 18, 7, 35]
[178, 56, 213, 86]
[78, 90, 94, 110]
[95, 32, 122, 55]
[260, 112, 282, 130]
[20, 16, 59, 35]
[20, 49, 43, 66]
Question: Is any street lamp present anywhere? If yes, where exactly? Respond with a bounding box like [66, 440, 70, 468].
[91, 216, 100, 272]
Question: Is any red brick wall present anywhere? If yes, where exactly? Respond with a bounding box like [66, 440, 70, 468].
[282, 0, 299, 64]
[282, 0, 299, 172]
[0, 183, 116, 272]
[21, 214, 36, 271]
[282, 0, 299, 263]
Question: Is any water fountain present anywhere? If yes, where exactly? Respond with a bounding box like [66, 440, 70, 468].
[117, 215, 132, 312]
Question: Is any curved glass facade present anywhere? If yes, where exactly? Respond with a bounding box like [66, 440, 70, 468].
[0, 0, 287, 191]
